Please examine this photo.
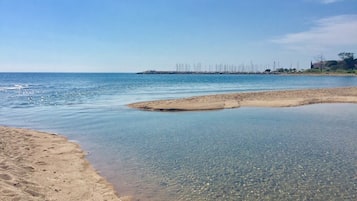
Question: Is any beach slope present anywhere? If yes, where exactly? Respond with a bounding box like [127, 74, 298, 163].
[0, 126, 123, 201]
[128, 87, 357, 111]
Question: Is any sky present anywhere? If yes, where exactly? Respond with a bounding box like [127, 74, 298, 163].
[0, 0, 356, 72]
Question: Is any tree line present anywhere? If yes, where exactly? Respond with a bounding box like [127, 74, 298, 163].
[310, 52, 356, 73]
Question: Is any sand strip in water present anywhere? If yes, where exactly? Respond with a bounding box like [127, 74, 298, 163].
[128, 87, 357, 111]
[0, 126, 131, 201]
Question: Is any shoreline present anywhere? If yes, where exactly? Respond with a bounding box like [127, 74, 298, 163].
[137, 70, 357, 76]
[0, 126, 129, 201]
[128, 87, 357, 111]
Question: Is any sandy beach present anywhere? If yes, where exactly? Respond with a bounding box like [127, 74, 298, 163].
[0, 126, 129, 201]
[128, 87, 357, 111]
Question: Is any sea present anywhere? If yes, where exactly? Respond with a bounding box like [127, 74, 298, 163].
[0, 73, 357, 201]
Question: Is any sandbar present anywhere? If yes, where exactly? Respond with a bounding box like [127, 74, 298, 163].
[128, 87, 357, 111]
[0, 126, 129, 201]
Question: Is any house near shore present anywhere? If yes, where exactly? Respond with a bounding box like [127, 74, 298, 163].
[311, 59, 357, 72]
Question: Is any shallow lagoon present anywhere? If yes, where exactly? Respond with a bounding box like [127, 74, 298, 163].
[76, 104, 357, 201]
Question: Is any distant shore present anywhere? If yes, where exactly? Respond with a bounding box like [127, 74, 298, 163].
[128, 87, 357, 111]
[0, 126, 130, 201]
[137, 70, 277, 75]
[137, 70, 357, 76]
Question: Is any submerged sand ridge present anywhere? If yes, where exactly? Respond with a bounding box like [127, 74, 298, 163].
[0, 126, 126, 201]
[128, 87, 357, 111]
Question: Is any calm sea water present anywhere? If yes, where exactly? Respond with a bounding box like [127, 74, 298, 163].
[1, 73, 357, 200]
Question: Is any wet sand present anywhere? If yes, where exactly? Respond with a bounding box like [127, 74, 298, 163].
[128, 87, 357, 111]
[0, 126, 131, 201]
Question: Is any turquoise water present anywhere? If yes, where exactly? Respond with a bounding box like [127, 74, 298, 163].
[1, 73, 357, 200]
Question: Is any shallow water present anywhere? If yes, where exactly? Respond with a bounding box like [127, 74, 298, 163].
[1, 73, 357, 200]
[72, 105, 357, 201]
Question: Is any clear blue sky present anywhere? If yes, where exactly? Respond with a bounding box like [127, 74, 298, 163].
[1, 0, 356, 72]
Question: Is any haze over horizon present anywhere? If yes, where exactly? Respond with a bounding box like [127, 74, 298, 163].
[1, 0, 356, 72]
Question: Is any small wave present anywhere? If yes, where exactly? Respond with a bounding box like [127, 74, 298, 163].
[0, 84, 28, 91]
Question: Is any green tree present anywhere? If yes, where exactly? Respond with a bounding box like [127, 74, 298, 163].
[338, 52, 355, 70]
[338, 52, 354, 60]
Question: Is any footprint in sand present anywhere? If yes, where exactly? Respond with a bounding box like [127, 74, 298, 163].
[0, 164, 9, 170]
[35, 161, 47, 165]
[24, 188, 44, 198]
[22, 166, 35, 172]
[0, 173, 12, 180]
